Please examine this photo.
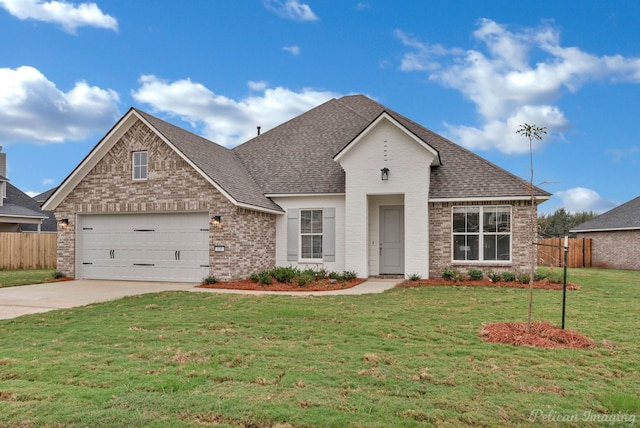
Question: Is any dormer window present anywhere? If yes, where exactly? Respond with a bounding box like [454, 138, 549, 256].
[132, 151, 148, 180]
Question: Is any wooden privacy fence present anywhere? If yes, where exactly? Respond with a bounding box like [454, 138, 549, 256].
[537, 237, 592, 268]
[0, 232, 57, 270]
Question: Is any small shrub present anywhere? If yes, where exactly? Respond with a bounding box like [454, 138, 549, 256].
[442, 268, 464, 282]
[467, 269, 483, 281]
[442, 268, 455, 280]
[516, 272, 530, 284]
[408, 273, 421, 281]
[270, 266, 299, 283]
[328, 271, 342, 280]
[252, 271, 273, 286]
[534, 269, 548, 281]
[296, 274, 313, 287]
[202, 275, 218, 285]
[501, 272, 516, 282]
[53, 271, 66, 279]
[487, 271, 502, 282]
[301, 268, 326, 281]
[341, 271, 357, 281]
[547, 270, 564, 284]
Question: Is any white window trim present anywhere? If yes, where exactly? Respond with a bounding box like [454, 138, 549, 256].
[451, 205, 512, 263]
[132, 151, 148, 181]
[299, 208, 323, 262]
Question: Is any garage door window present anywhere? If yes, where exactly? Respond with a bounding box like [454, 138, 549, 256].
[133, 151, 148, 180]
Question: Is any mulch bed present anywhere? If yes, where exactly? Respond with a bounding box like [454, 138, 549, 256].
[197, 278, 367, 292]
[396, 278, 579, 290]
[480, 321, 595, 349]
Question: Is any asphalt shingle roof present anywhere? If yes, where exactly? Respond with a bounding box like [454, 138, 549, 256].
[131, 95, 548, 213]
[135, 109, 282, 212]
[233, 95, 549, 199]
[572, 196, 640, 231]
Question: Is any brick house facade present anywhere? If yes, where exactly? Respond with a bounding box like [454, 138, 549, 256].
[44, 95, 549, 283]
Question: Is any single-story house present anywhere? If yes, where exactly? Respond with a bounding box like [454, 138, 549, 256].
[0, 147, 53, 233]
[571, 196, 640, 271]
[43, 95, 550, 282]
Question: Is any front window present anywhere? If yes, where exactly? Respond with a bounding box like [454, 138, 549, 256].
[453, 206, 511, 261]
[300, 209, 323, 259]
[132, 151, 148, 180]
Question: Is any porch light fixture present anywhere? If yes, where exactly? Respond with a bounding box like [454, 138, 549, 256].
[380, 167, 389, 181]
[212, 215, 222, 227]
[58, 218, 69, 228]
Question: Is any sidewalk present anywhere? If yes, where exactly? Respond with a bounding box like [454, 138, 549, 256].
[190, 277, 400, 296]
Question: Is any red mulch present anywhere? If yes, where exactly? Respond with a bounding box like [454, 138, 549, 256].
[480, 321, 595, 349]
[397, 278, 579, 290]
[197, 278, 366, 292]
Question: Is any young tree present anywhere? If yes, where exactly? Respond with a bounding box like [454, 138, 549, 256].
[516, 123, 547, 333]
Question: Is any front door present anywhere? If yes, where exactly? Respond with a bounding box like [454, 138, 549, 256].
[380, 206, 404, 274]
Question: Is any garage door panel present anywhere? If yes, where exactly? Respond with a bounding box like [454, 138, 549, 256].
[79, 213, 210, 282]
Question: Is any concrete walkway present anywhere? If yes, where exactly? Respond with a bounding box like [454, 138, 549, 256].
[191, 277, 400, 296]
[0, 278, 400, 320]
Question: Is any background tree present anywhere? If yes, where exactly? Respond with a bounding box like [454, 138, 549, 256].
[516, 123, 547, 333]
[538, 209, 598, 237]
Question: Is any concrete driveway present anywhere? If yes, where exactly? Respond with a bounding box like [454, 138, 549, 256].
[0, 278, 400, 320]
[0, 280, 195, 320]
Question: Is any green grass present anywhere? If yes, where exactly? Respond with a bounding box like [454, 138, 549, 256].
[0, 268, 638, 427]
[0, 269, 56, 288]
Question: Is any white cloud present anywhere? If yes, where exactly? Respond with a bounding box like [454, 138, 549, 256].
[264, 0, 318, 22]
[396, 19, 640, 153]
[554, 187, 617, 214]
[132, 76, 339, 147]
[0, 66, 120, 144]
[42, 178, 54, 185]
[0, 0, 117, 33]
[283, 45, 301, 55]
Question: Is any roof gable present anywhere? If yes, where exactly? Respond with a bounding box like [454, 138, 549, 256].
[333, 111, 441, 165]
[44, 109, 281, 213]
[572, 196, 640, 232]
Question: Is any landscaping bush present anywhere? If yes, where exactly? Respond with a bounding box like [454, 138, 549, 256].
[53, 271, 66, 279]
[487, 271, 502, 282]
[534, 269, 548, 281]
[408, 273, 421, 281]
[270, 266, 299, 283]
[501, 272, 516, 282]
[547, 270, 564, 284]
[468, 269, 483, 280]
[341, 270, 357, 281]
[442, 267, 465, 281]
[250, 271, 273, 286]
[202, 275, 219, 285]
[516, 272, 530, 284]
[296, 273, 314, 287]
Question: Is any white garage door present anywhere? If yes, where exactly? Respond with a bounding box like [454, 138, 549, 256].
[78, 212, 210, 282]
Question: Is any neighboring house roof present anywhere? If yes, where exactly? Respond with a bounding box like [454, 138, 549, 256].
[571, 196, 640, 232]
[33, 187, 58, 205]
[0, 182, 53, 231]
[234, 95, 549, 200]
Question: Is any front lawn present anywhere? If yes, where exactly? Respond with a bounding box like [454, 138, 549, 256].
[0, 269, 56, 288]
[0, 268, 638, 427]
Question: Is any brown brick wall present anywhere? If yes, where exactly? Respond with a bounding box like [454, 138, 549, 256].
[577, 230, 640, 271]
[55, 119, 276, 281]
[429, 200, 536, 278]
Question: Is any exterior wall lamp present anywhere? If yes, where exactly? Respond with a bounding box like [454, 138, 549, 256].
[212, 215, 222, 227]
[380, 167, 389, 181]
[58, 218, 69, 229]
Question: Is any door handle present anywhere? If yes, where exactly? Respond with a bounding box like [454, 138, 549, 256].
[379, 244, 382, 256]
[175, 250, 180, 261]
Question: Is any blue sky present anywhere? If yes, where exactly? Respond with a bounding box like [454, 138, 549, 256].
[1, 0, 639, 214]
